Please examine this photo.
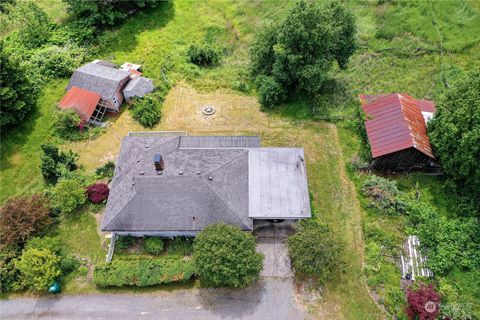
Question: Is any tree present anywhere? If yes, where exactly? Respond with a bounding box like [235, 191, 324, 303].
[40, 144, 78, 184]
[286, 220, 343, 284]
[187, 43, 221, 66]
[0, 195, 51, 246]
[63, 0, 160, 30]
[428, 69, 480, 211]
[0, 41, 37, 129]
[2, 1, 53, 49]
[406, 283, 441, 320]
[250, 0, 356, 108]
[51, 179, 86, 214]
[15, 248, 61, 291]
[0, 246, 20, 293]
[194, 223, 263, 288]
[53, 110, 83, 141]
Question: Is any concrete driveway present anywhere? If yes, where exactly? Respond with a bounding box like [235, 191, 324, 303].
[254, 220, 295, 278]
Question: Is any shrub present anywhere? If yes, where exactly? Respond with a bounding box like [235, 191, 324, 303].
[250, 0, 356, 108]
[362, 175, 405, 214]
[0, 41, 37, 130]
[93, 257, 195, 287]
[194, 223, 263, 288]
[406, 283, 441, 320]
[116, 236, 135, 251]
[187, 43, 221, 66]
[255, 75, 286, 109]
[53, 110, 83, 141]
[50, 179, 86, 214]
[15, 248, 61, 291]
[441, 302, 474, 320]
[428, 69, 480, 211]
[0, 247, 20, 293]
[40, 144, 78, 184]
[406, 198, 479, 275]
[130, 94, 162, 128]
[286, 219, 343, 284]
[167, 237, 193, 256]
[144, 237, 164, 255]
[25, 236, 79, 275]
[95, 161, 115, 179]
[0, 195, 51, 246]
[86, 183, 109, 204]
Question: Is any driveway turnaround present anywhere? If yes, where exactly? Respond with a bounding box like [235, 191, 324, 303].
[0, 278, 304, 320]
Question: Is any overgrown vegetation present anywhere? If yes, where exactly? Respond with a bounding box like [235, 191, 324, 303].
[362, 175, 405, 215]
[286, 219, 344, 284]
[95, 161, 115, 180]
[428, 69, 480, 213]
[194, 223, 263, 288]
[39, 144, 78, 184]
[93, 257, 195, 287]
[143, 237, 164, 255]
[250, 0, 356, 109]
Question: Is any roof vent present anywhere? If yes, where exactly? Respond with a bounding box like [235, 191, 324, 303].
[196, 171, 201, 175]
[157, 171, 163, 175]
[192, 216, 196, 221]
[140, 171, 145, 175]
[136, 159, 140, 163]
[179, 171, 183, 175]
[154, 154, 164, 171]
[145, 145, 149, 148]
[208, 176, 213, 181]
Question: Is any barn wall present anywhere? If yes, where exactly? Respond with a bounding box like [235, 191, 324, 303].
[372, 148, 432, 171]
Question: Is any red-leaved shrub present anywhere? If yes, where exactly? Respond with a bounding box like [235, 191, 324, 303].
[86, 183, 109, 204]
[406, 283, 441, 320]
[0, 195, 51, 246]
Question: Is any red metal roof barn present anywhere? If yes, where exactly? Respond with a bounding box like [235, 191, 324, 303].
[58, 86, 102, 123]
[359, 93, 436, 170]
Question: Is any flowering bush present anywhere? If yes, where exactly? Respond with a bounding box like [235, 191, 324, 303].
[86, 183, 109, 204]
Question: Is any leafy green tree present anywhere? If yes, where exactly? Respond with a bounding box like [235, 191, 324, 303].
[0, 246, 20, 293]
[428, 69, 480, 211]
[4, 1, 53, 49]
[40, 144, 78, 184]
[63, 0, 160, 30]
[15, 248, 61, 291]
[250, 0, 356, 108]
[0, 41, 37, 129]
[50, 179, 86, 214]
[286, 220, 343, 284]
[194, 223, 263, 288]
[0, 195, 51, 246]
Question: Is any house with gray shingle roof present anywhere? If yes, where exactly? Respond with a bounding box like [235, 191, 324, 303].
[123, 76, 155, 101]
[101, 134, 311, 237]
[66, 62, 131, 112]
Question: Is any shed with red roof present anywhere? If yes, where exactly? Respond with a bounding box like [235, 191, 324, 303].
[359, 93, 436, 170]
[58, 86, 106, 124]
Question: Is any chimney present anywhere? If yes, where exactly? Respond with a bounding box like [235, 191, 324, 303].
[154, 154, 164, 171]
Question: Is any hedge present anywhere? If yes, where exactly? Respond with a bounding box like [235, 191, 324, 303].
[93, 258, 195, 287]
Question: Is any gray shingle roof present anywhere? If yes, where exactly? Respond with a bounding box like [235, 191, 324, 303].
[102, 135, 311, 233]
[123, 76, 154, 99]
[66, 63, 130, 100]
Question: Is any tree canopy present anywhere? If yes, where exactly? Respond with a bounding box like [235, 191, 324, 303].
[194, 223, 263, 288]
[250, 0, 356, 108]
[15, 248, 61, 291]
[0, 42, 37, 129]
[428, 69, 480, 211]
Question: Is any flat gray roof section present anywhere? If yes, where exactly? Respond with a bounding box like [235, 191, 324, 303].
[248, 148, 311, 219]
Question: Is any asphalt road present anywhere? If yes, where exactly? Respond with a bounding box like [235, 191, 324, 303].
[0, 278, 304, 320]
